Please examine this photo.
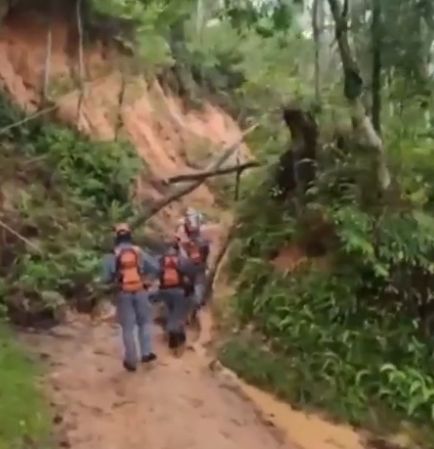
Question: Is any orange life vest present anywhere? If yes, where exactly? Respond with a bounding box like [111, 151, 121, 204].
[114, 246, 143, 292]
[160, 255, 183, 289]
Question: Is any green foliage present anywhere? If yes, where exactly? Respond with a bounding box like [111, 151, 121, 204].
[219, 335, 300, 404]
[223, 0, 300, 36]
[227, 166, 434, 442]
[225, 74, 434, 441]
[0, 94, 141, 318]
[89, 0, 196, 73]
[0, 0, 433, 442]
[219, 335, 433, 445]
[228, 248, 433, 436]
[0, 326, 51, 449]
[81, 0, 434, 442]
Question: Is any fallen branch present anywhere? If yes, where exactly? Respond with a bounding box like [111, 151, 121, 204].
[130, 123, 258, 230]
[0, 70, 124, 138]
[21, 154, 49, 166]
[0, 105, 58, 136]
[166, 161, 261, 184]
[0, 219, 42, 254]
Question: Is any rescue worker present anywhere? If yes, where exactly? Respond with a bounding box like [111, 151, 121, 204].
[185, 207, 204, 234]
[181, 209, 210, 309]
[158, 241, 195, 351]
[101, 223, 159, 372]
[175, 207, 204, 243]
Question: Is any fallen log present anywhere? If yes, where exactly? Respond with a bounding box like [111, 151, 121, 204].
[130, 123, 258, 230]
[166, 161, 261, 184]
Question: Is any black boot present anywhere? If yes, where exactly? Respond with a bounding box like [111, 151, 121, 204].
[141, 353, 157, 363]
[177, 330, 186, 346]
[168, 332, 177, 349]
[123, 360, 137, 372]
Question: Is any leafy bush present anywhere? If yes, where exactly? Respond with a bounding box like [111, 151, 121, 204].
[0, 94, 142, 320]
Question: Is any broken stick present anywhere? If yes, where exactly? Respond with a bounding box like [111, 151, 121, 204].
[167, 161, 261, 184]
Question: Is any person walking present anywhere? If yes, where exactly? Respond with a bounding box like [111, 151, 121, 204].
[158, 241, 195, 353]
[175, 207, 210, 309]
[101, 223, 159, 372]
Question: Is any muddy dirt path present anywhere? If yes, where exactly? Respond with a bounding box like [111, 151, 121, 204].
[23, 314, 292, 449]
[22, 307, 370, 449]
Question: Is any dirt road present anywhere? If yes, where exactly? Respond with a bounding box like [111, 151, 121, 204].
[23, 314, 291, 449]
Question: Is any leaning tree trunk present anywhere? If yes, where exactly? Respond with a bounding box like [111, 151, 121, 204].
[274, 105, 318, 202]
[327, 0, 391, 192]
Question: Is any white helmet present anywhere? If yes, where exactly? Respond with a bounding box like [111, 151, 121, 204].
[185, 207, 196, 217]
[184, 207, 201, 234]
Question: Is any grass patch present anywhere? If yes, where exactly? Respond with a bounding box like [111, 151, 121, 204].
[219, 334, 301, 407]
[0, 326, 51, 449]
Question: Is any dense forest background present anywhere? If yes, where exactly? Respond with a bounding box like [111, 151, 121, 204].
[0, 0, 434, 448]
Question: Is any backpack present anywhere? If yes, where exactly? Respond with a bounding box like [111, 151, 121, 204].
[183, 240, 203, 265]
[114, 246, 143, 292]
[160, 255, 183, 288]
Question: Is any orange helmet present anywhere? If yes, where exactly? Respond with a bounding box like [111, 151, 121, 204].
[114, 223, 131, 235]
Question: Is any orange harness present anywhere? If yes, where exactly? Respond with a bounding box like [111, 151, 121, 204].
[160, 255, 183, 289]
[114, 246, 144, 292]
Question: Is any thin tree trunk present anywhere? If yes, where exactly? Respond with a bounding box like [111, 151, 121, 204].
[115, 72, 126, 141]
[42, 8, 52, 107]
[327, 0, 391, 192]
[371, 0, 382, 134]
[312, 0, 321, 105]
[76, 0, 85, 124]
